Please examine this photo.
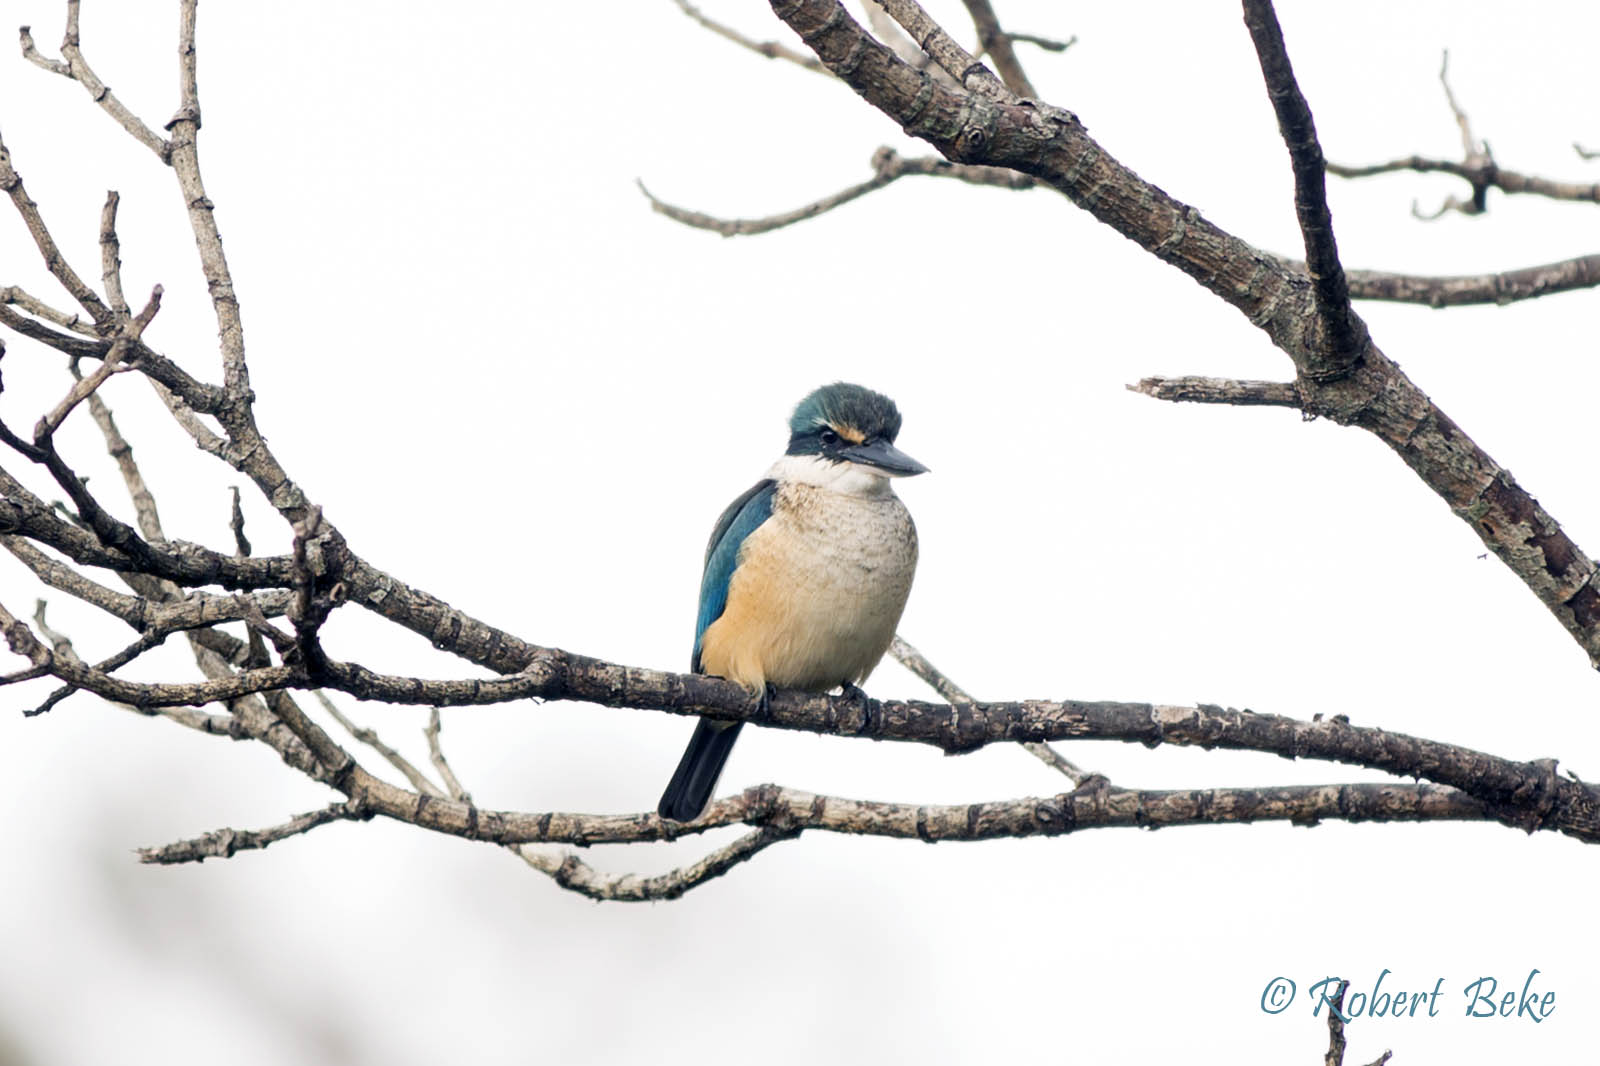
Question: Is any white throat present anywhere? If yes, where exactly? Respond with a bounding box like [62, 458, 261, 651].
[767, 454, 894, 498]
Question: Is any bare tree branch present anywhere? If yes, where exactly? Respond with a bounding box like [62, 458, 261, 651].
[1001, 31, 1075, 54]
[960, 0, 1035, 97]
[424, 708, 471, 804]
[1241, 0, 1362, 380]
[871, 0, 1011, 102]
[99, 190, 128, 315]
[761, 0, 1600, 669]
[641, 146, 1035, 236]
[137, 800, 368, 865]
[0, 128, 113, 325]
[1344, 254, 1600, 307]
[1328, 51, 1600, 216]
[891, 635, 1091, 783]
[1328, 154, 1600, 209]
[669, 0, 825, 73]
[1, 285, 96, 335]
[1130, 376, 1304, 409]
[33, 285, 161, 444]
[19, 4, 171, 161]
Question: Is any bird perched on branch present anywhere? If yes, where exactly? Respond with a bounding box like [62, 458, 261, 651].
[657, 382, 928, 822]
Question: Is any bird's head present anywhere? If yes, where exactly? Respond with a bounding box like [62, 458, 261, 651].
[782, 382, 928, 484]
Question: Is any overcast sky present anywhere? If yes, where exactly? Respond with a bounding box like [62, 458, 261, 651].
[1, 2, 1597, 1063]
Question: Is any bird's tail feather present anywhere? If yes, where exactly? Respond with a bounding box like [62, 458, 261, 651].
[658, 718, 744, 821]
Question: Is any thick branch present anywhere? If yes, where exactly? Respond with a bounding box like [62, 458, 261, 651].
[760, 0, 1600, 668]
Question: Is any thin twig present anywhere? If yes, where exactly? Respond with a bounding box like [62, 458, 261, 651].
[1328, 52, 1598, 217]
[137, 800, 367, 864]
[99, 191, 127, 315]
[317, 691, 442, 798]
[33, 285, 162, 443]
[641, 147, 1034, 237]
[0, 129, 114, 325]
[891, 635, 1091, 783]
[1438, 50, 1480, 160]
[1002, 31, 1076, 53]
[425, 708, 470, 803]
[670, 0, 826, 73]
[1324, 979, 1350, 1066]
[19, 4, 171, 161]
[0, 286, 97, 336]
[229, 486, 251, 556]
[511, 826, 801, 902]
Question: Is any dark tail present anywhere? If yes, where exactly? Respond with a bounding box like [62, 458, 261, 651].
[658, 718, 744, 821]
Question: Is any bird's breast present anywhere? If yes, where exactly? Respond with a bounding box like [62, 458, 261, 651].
[697, 482, 918, 693]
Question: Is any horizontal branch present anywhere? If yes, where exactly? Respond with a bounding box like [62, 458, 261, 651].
[143, 773, 1491, 892]
[1327, 155, 1600, 207]
[1345, 254, 1600, 307]
[33, 623, 1585, 844]
[1130, 375, 1303, 408]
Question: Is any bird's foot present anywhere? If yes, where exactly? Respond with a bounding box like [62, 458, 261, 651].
[839, 681, 876, 734]
[758, 682, 777, 720]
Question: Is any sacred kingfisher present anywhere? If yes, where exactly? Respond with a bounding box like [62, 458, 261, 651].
[657, 382, 928, 822]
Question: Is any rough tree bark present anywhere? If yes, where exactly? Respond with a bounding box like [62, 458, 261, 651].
[1, 0, 1596, 929]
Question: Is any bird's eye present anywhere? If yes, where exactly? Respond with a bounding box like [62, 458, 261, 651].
[819, 429, 840, 446]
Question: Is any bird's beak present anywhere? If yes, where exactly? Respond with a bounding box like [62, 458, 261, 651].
[842, 439, 929, 477]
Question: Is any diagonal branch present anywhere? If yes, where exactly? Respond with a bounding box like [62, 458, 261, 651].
[762, 0, 1600, 672]
[871, 0, 1012, 102]
[669, 0, 825, 73]
[33, 285, 162, 444]
[891, 635, 1091, 783]
[1241, 0, 1362, 379]
[960, 0, 1036, 97]
[642, 146, 1035, 237]
[0, 129, 113, 326]
[137, 799, 367, 864]
[19, 5, 172, 162]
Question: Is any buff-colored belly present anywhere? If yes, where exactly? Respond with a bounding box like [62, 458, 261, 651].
[698, 486, 917, 693]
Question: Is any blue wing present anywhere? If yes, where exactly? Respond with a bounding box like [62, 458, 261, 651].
[692, 479, 777, 673]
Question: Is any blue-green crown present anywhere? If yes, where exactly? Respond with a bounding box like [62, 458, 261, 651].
[787, 382, 902, 443]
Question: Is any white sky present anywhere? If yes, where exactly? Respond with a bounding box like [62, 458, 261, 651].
[1, 1, 1597, 1063]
